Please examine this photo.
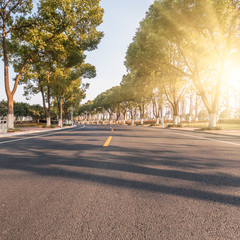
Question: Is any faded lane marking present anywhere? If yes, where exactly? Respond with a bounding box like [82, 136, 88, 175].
[0, 125, 85, 145]
[168, 130, 240, 147]
[103, 136, 112, 147]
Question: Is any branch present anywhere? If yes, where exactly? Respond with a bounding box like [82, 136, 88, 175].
[164, 60, 192, 78]
[6, 20, 37, 35]
[177, 44, 193, 74]
[163, 85, 174, 109]
[0, 8, 3, 19]
[4, 0, 11, 9]
[7, 0, 22, 17]
[12, 49, 38, 95]
[176, 80, 190, 103]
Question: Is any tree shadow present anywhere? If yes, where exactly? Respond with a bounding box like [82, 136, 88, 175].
[0, 129, 240, 207]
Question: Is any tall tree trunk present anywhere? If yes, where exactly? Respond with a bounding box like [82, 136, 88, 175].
[139, 104, 144, 125]
[173, 102, 180, 125]
[181, 100, 185, 120]
[7, 94, 14, 129]
[3, 20, 32, 129]
[58, 100, 61, 127]
[226, 87, 229, 119]
[131, 109, 135, 125]
[40, 85, 47, 119]
[3, 23, 14, 129]
[40, 74, 51, 127]
[194, 95, 199, 121]
[46, 74, 51, 126]
[160, 105, 165, 128]
[189, 93, 193, 122]
[122, 111, 126, 124]
[208, 114, 217, 128]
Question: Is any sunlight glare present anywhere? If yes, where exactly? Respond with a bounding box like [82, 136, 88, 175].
[226, 67, 240, 89]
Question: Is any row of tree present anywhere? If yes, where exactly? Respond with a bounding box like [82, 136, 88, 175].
[0, 100, 44, 122]
[0, 100, 80, 123]
[0, 0, 104, 128]
[79, 0, 240, 127]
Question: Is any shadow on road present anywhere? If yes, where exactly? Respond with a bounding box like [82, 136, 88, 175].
[0, 125, 239, 207]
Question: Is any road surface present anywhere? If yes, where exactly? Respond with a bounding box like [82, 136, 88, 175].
[0, 125, 240, 240]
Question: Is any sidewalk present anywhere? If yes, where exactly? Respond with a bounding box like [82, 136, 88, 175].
[0, 125, 76, 138]
[139, 124, 240, 137]
[165, 127, 240, 137]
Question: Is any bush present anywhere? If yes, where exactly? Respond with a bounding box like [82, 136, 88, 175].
[167, 123, 182, 128]
[8, 128, 22, 132]
[15, 123, 44, 128]
[149, 124, 160, 127]
[41, 125, 57, 128]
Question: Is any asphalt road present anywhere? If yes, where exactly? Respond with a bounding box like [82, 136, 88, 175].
[0, 125, 240, 240]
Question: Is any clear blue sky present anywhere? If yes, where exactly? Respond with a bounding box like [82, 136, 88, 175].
[0, 0, 154, 105]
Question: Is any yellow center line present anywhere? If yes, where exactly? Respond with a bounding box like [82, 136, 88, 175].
[103, 136, 112, 147]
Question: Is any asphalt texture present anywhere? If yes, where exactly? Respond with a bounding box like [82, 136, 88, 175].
[0, 125, 240, 240]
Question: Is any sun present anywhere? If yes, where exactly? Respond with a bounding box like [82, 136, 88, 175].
[223, 64, 240, 110]
[227, 67, 240, 89]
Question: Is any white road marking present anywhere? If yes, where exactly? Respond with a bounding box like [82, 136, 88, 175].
[0, 125, 85, 145]
[168, 130, 240, 147]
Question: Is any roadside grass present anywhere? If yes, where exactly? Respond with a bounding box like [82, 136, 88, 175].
[216, 123, 240, 130]
[182, 122, 240, 130]
[14, 123, 59, 128]
[7, 128, 22, 132]
[182, 122, 208, 128]
[15, 123, 45, 128]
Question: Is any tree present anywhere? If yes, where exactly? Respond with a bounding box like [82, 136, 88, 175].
[0, 100, 8, 117]
[1, 0, 104, 129]
[120, 74, 139, 125]
[78, 101, 94, 122]
[28, 104, 45, 123]
[0, 0, 35, 128]
[145, 0, 240, 127]
[124, 14, 168, 125]
[14, 102, 29, 121]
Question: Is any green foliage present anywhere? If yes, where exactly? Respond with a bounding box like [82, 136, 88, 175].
[0, 100, 8, 117]
[0, 0, 103, 128]
[28, 104, 45, 121]
[124, 0, 240, 125]
[78, 100, 94, 117]
[0, 100, 44, 121]
[14, 102, 30, 118]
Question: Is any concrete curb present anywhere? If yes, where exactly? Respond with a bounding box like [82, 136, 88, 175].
[0, 125, 77, 138]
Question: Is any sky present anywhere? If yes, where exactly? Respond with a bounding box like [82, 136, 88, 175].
[0, 0, 154, 105]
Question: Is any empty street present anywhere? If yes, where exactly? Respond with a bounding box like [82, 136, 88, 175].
[0, 125, 240, 240]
